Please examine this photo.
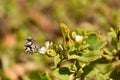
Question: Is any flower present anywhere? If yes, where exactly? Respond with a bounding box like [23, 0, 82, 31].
[75, 35, 83, 42]
[38, 46, 47, 54]
[45, 41, 50, 49]
[38, 41, 50, 54]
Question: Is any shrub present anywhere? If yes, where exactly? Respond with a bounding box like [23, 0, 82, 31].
[24, 23, 120, 80]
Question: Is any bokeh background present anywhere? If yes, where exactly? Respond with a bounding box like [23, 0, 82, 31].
[0, 0, 119, 80]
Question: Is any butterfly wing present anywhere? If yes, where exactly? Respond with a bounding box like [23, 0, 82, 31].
[24, 36, 40, 54]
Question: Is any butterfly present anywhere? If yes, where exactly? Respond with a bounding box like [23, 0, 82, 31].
[24, 36, 40, 54]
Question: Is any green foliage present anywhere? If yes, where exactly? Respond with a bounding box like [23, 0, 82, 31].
[60, 23, 71, 42]
[27, 71, 51, 80]
[53, 67, 71, 80]
[26, 23, 120, 80]
[39, 72, 51, 80]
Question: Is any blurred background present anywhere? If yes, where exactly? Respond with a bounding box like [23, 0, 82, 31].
[0, 0, 119, 80]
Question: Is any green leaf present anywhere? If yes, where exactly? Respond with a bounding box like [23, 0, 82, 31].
[81, 65, 96, 79]
[68, 50, 102, 62]
[39, 72, 51, 80]
[53, 67, 71, 80]
[108, 28, 118, 50]
[71, 32, 77, 39]
[96, 73, 106, 80]
[108, 28, 117, 39]
[79, 56, 100, 63]
[80, 50, 102, 62]
[52, 54, 61, 68]
[60, 23, 71, 41]
[104, 48, 113, 55]
[68, 53, 81, 60]
[81, 50, 101, 56]
[95, 64, 112, 77]
[28, 71, 42, 80]
[85, 33, 106, 50]
[85, 33, 98, 50]
[94, 40, 106, 50]
[109, 67, 120, 80]
[81, 64, 108, 80]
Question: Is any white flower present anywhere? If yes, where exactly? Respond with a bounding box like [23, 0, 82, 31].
[38, 41, 50, 54]
[75, 35, 83, 42]
[38, 46, 47, 54]
[45, 41, 50, 49]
